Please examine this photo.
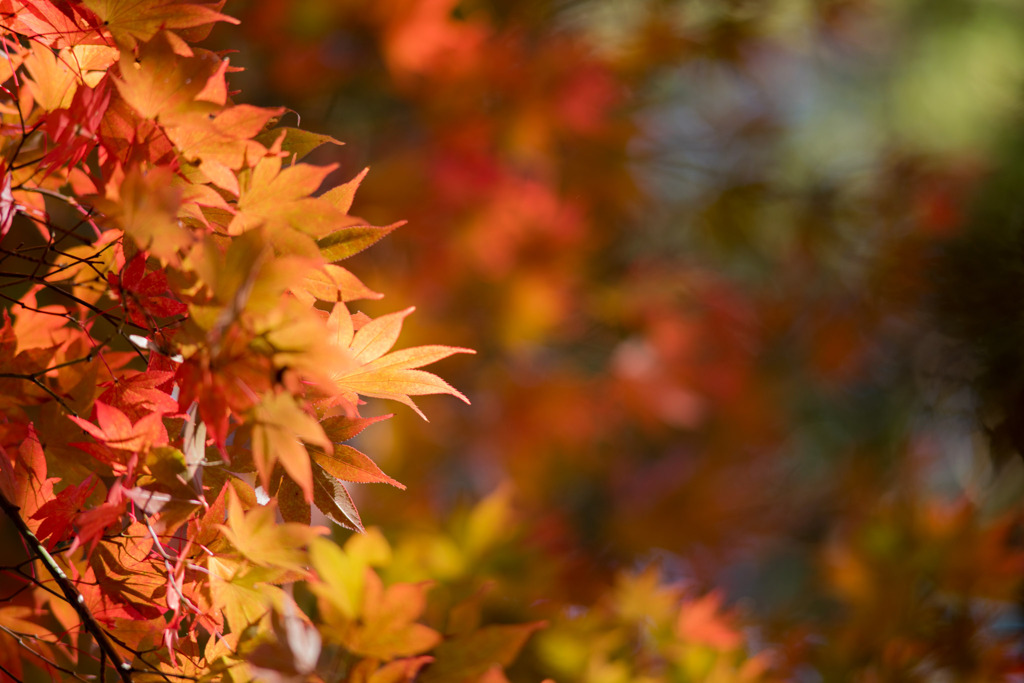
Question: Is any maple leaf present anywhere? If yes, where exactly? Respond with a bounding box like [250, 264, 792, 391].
[328, 305, 474, 419]
[0, 2, 511, 678]
[31, 475, 98, 549]
[250, 391, 331, 503]
[176, 327, 273, 449]
[611, 565, 684, 627]
[310, 443, 405, 489]
[310, 537, 365, 621]
[227, 156, 357, 259]
[82, 0, 238, 49]
[69, 400, 169, 470]
[321, 166, 368, 214]
[183, 484, 228, 562]
[313, 462, 364, 531]
[347, 656, 434, 683]
[255, 126, 343, 162]
[324, 568, 441, 660]
[0, 425, 57, 526]
[23, 42, 81, 112]
[206, 555, 285, 645]
[418, 622, 546, 683]
[112, 33, 225, 120]
[42, 77, 112, 173]
[320, 413, 393, 442]
[316, 220, 404, 264]
[275, 472, 310, 525]
[218, 488, 327, 572]
[107, 252, 188, 326]
[0, 604, 62, 681]
[84, 520, 166, 614]
[96, 166, 191, 263]
[674, 591, 743, 651]
[97, 370, 179, 422]
[72, 485, 129, 555]
[231, 156, 338, 232]
[0, 0, 106, 48]
[291, 263, 383, 305]
[165, 104, 282, 194]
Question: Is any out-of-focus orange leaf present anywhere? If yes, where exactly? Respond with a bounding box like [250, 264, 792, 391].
[418, 621, 546, 683]
[333, 569, 441, 660]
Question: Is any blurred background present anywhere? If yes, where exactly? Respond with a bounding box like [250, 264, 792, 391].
[212, 0, 1024, 678]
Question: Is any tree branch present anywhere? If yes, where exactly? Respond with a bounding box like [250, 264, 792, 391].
[0, 490, 133, 683]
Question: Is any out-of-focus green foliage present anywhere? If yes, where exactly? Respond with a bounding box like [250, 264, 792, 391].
[205, 0, 1024, 678]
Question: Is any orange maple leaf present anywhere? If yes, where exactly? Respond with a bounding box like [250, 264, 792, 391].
[82, 0, 237, 48]
[250, 391, 331, 503]
[330, 570, 441, 660]
[328, 304, 474, 419]
[675, 591, 743, 651]
[69, 400, 169, 470]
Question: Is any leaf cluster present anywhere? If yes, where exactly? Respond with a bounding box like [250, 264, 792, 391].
[0, 1, 481, 680]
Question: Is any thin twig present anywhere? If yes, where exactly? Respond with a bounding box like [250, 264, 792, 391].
[0, 624, 90, 682]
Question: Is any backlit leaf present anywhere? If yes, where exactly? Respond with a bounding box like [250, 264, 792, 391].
[293, 263, 383, 305]
[250, 391, 331, 503]
[82, 0, 237, 48]
[310, 443, 405, 489]
[329, 305, 474, 418]
[337, 570, 441, 660]
[317, 221, 404, 263]
[217, 488, 326, 572]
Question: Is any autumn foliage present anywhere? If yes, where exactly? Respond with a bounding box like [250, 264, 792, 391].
[0, 0, 514, 679]
[3, 0, 1024, 681]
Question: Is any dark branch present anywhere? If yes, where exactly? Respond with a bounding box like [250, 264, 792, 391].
[0, 491, 134, 683]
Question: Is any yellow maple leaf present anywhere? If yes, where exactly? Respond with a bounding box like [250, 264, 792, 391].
[217, 488, 327, 572]
[327, 304, 474, 419]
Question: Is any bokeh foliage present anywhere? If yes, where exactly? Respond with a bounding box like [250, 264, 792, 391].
[210, 0, 1024, 678]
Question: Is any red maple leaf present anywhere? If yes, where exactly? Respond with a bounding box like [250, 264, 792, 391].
[31, 476, 98, 549]
[69, 401, 169, 471]
[98, 370, 179, 423]
[107, 252, 188, 327]
[71, 483, 129, 556]
[42, 77, 112, 174]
